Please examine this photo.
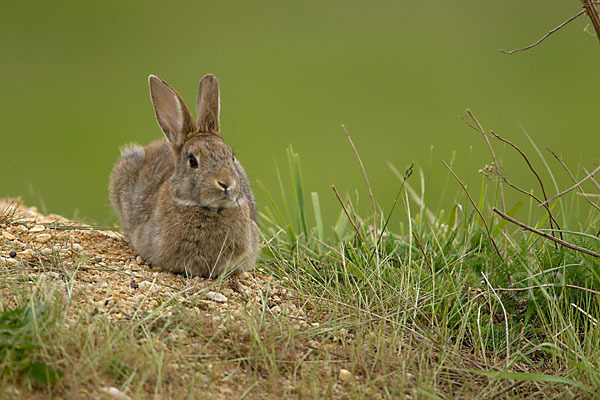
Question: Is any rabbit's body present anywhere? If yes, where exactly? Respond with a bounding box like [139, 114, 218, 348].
[109, 75, 258, 278]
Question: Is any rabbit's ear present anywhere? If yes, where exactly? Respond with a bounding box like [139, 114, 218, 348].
[196, 74, 220, 135]
[149, 75, 196, 147]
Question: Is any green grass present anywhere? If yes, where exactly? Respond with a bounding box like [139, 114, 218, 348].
[257, 144, 600, 397]
[0, 138, 599, 398]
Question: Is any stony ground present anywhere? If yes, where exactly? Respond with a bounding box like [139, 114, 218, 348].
[0, 199, 344, 399]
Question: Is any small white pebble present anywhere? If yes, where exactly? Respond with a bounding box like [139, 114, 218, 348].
[99, 387, 132, 400]
[270, 305, 281, 314]
[206, 291, 228, 303]
[41, 248, 52, 256]
[2, 232, 16, 241]
[29, 225, 45, 233]
[138, 281, 150, 292]
[35, 234, 52, 244]
[72, 243, 83, 251]
[135, 256, 143, 264]
[338, 369, 352, 382]
[100, 281, 108, 288]
[22, 249, 35, 257]
[1, 257, 18, 266]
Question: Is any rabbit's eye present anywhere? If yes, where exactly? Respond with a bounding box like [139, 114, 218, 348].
[188, 154, 198, 169]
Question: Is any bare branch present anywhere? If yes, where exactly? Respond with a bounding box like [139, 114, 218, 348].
[538, 162, 600, 208]
[461, 113, 563, 235]
[584, 167, 600, 191]
[487, 130, 562, 242]
[500, 10, 585, 55]
[492, 207, 600, 258]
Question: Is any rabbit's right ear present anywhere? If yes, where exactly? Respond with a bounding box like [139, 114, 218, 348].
[196, 74, 220, 135]
[149, 75, 195, 147]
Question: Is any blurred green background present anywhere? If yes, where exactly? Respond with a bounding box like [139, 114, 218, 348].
[1, 1, 599, 227]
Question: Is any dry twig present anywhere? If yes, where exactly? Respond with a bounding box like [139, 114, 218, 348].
[492, 207, 600, 257]
[584, 167, 600, 191]
[412, 231, 433, 275]
[538, 162, 600, 208]
[342, 125, 377, 236]
[546, 149, 600, 213]
[494, 283, 600, 296]
[487, 130, 563, 243]
[331, 185, 365, 243]
[500, 10, 585, 54]
[463, 110, 508, 251]
[461, 112, 563, 244]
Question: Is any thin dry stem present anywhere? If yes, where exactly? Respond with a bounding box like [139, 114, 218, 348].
[547, 149, 600, 213]
[331, 185, 365, 243]
[442, 160, 502, 275]
[481, 271, 510, 368]
[464, 110, 507, 252]
[461, 114, 563, 241]
[584, 167, 600, 191]
[494, 283, 600, 296]
[412, 231, 433, 275]
[538, 160, 600, 208]
[488, 130, 562, 242]
[342, 125, 377, 236]
[492, 207, 600, 257]
[500, 10, 585, 55]
[571, 303, 598, 326]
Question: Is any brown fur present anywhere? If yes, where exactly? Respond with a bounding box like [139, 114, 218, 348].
[109, 74, 259, 278]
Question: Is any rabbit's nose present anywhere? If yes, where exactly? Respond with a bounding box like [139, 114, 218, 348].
[217, 180, 229, 191]
[215, 169, 236, 193]
[215, 177, 235, 193]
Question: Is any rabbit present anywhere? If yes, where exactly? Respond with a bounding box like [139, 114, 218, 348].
[109, 74, 259, 278]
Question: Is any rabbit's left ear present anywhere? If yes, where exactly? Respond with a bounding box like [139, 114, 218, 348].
[149, 75, 196, 147]
[196, 74, 221, 135]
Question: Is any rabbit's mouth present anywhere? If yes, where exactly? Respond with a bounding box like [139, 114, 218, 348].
[173, 193, 245, 212]
[210, 196, 238, 209]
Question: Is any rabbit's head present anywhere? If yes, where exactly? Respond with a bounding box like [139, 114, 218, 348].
[149, 74, 245, 211]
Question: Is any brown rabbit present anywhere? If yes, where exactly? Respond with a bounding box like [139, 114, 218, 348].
[109, 74, 259, 278]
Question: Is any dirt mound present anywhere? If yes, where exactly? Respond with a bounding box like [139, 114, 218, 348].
[0, 199, 289, 319]
[0, 199, 308, 399]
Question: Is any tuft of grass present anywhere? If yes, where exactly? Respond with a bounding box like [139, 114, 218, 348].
[256, 141, 600, 397]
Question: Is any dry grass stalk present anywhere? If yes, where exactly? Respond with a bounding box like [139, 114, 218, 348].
[492, 207, 600, 258]
[342, 125, 378, 236]
[442, 160, 502, 278]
